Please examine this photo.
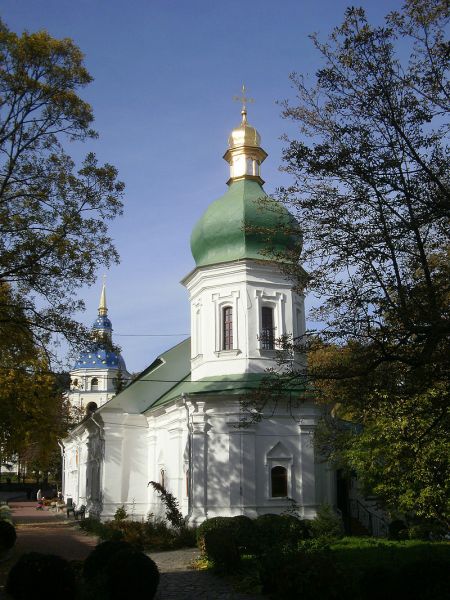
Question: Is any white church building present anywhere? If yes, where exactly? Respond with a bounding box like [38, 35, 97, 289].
[67, 283, 131, 413]
[62, 105, 336, 522]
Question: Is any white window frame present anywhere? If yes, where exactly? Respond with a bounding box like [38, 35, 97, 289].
[212, 290, 240, 356]
[255, 290, 286, 351]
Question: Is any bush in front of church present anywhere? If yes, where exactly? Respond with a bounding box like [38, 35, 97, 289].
[104, 548, 160, 600]
[310, 505, 344, 541]
[83, 541, 160, 599]
[196, 516, 235, 553]
[231, 515, 258, 554]
[197, 515, 258, 555]
[257, 540, 347, 600]
[6, 552, 77, 600]
[254, 514, 311, 556]
[204, 528, 241, 573]
[0, 520, 16, 554]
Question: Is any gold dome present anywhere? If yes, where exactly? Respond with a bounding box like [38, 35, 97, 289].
[228, 109, 261, 149]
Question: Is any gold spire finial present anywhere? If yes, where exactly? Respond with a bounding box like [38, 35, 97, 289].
[98, 276, 107, 317]
[233, 84, 254, 124]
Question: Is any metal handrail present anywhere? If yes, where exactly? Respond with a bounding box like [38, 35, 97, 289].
[349, 498, 388, 537]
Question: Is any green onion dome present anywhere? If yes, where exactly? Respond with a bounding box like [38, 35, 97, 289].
[190, 179, 302, 267]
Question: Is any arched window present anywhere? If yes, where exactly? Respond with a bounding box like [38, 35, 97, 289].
[222, 306, 233, 350]
[90, 377, 99, 391]
[72, 378, 78, 388]
[271, 466, 288, 497]
[160, 468, 165, 489]
[261, 306, 275, 349]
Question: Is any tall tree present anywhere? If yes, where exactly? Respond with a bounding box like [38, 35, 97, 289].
[0, 283, 74, 477]
[245, 0, 449, 524]
[0, 20, 124, 360]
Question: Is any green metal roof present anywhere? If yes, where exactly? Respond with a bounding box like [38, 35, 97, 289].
[102, 338, 191, 414]
[190, 179, 301, 268]
[100, 336, 308, 415]
[151, 372, 269, 408]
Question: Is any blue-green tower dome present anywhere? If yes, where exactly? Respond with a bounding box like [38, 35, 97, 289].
[190, 107, 301, 267]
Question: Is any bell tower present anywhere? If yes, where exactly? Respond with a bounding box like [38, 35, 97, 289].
[183, 98, 305, 381]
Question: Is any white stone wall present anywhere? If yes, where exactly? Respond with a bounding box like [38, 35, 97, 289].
[68, 367, 124, 411]
[63, 394, 333, 523]
[184, 260, 306, 381]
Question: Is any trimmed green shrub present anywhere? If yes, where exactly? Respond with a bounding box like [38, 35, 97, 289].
[110, 520, 145, 549]
[103, 548, 160, 600]
[255, 514, 310, 555]
[258, 543, 346, 599]
[196, 517, 234, 551]
[358, 566, 398, 600]
[310, 505, 344, 540]
[357, 560, 450, 600]
[398, 558, 450, 600]
[388, 519, 408, 540]
[83, 541, 133, 585]
[79, 517, 109, 538]
[204, 528, 241, 573]
[6, 553, 76, 600]
[83, 542, 160, 600]
[0, 520, 16, 551]
[231, 515, 257, 554]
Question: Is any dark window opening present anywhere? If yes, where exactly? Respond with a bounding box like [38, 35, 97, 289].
[160, 468, 165, 488]
[261, 307, 275, 349]
[271, 466, 288, 497]
[223, 306, 233, 350]
[91, 377, 99, 391]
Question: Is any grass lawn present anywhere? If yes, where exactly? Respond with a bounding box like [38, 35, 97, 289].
[332, 536, 450, 574]
[207, 537, 450, 599]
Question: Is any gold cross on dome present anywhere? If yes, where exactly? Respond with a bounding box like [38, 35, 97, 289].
[233, 84, 254, 112]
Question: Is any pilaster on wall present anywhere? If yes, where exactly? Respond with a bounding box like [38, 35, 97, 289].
[299, 423, 317, 519]
[228, 422, 257, 517]
[101, 422, 124, 516]
[190, 401, 209, 523]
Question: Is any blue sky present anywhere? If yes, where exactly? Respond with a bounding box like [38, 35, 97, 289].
[2, 0, 403, 373]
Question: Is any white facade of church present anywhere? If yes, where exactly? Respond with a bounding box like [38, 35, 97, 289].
[62, 107, 336, 522]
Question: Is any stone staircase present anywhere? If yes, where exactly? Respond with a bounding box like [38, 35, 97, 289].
[348, 498, 388, 537]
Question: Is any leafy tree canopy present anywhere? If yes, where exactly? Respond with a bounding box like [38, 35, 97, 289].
[0, 283, 75, 474]
[245, 0, 449, 524]
[0, 20, 124, 362]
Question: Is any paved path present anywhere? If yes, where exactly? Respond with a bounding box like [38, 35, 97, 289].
[4, 501, 262, 600]
[9, 501, 99, 561]
[4, 501, 264, 599]
[150, 548, 263, 599]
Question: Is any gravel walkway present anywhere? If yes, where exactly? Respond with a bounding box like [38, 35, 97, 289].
[9, 501, 98, 560]
[5, 501, 265, 599]
[150, 548, 263, 599]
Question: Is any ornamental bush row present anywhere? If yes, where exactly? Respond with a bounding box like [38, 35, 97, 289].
[78, 514, 197, 551]
[197, 506, 344, 567]
[6, 541, 160, 600]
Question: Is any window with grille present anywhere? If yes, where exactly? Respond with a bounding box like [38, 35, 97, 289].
[261, 306, 275, 349]
[271, 466, 288, 497]
[222, 306, 233, 350]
